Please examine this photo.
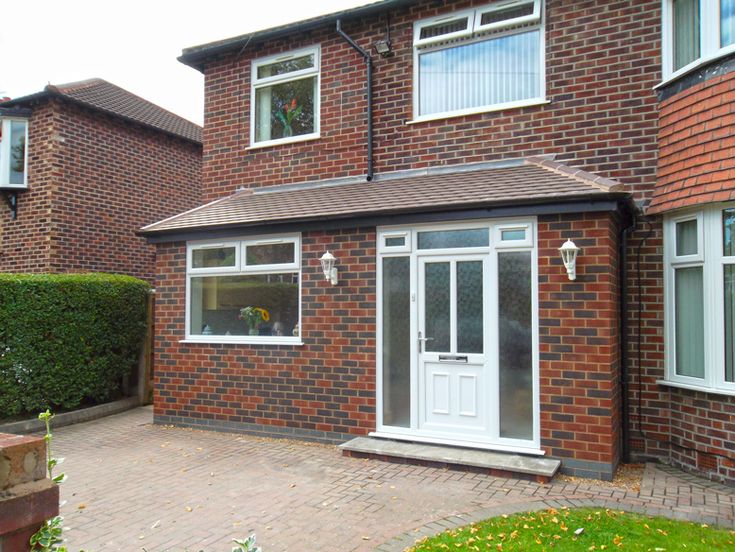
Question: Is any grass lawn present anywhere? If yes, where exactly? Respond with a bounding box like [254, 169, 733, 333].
[407, 507, 735, 551]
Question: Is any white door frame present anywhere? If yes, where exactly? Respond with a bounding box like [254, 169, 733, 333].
[373, 218, 542, 455]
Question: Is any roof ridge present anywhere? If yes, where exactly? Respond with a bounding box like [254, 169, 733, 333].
[524, 157, 623, 192]
[50, 78, 106, 93]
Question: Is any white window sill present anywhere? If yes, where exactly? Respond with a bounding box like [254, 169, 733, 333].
[656, 45, 735, 90]
[180, 338, 304, 346]
[657, 379, 735, 397]
[246, 133, 320, 151]
[406, 98, 550, 125]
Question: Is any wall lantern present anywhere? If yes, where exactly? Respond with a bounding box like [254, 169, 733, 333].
[320, 251, 339, 285]
[373, 39, 393, 58]
[558, 239, 581, 281]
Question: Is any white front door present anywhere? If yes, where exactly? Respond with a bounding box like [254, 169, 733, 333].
[418, 256, 489, 439]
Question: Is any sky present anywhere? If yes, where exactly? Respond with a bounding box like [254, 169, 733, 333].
[0, 0, 373, 126]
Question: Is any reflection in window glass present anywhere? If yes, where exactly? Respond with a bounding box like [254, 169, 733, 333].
[726, 265, 735, 383]
[417, 228, 488, 249]
[479, 3, 534, 26]
[724, 208, 735, 256]
[257, 54, 314, 79]
[723, 0, 735, 47]
[675, 266, 704, 378]
[501, 229, 526, 241]
[419, 17, 469, 40]
[382, 257, 411, 427]
[673, 0, 700, 71]
[424, 262, 451, 352]
[190, 273, 299, 337]
[498, 251, 533, 440]
[457, 261, 483, 354]
[192, 247, 236, 269]
[246, 243, 295, 265]
[9, 121, 27, 185]
[384, 236, 405, 247]
[676, 219, 698, 256]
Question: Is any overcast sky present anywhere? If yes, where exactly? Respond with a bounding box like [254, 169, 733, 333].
[1, 0, 372, 126]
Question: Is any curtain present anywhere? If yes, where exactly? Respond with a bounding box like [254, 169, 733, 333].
[673, 0, 700, 71]
[675, 266, 705, 378]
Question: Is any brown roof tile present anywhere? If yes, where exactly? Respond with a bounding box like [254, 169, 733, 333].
[1, 79, 201, 143]
[141, 158, 625, 236]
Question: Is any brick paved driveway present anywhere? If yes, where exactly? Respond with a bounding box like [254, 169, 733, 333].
[53, 407, 735, 551]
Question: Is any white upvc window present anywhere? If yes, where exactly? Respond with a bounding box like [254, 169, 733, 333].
[0, 117, 29, 189]
[412, 0, 545, 122]
[250, 46, 320, 148]
[663, 204, 735, 393]
[662, 0, 735, 81]
[185, 234, 301, 344]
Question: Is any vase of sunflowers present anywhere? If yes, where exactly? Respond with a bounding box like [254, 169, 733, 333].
[239, 306, 270, 335]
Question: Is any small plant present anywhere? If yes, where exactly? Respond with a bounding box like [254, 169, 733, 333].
[275, 98, 302, 137]
[232, 534, 261, 552]
[30, 410, 69, 552]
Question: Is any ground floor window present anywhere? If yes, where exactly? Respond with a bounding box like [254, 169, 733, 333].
[185, 235, 301, 344]
[665, 204, 735, 392]
[376, 220, 539, 452]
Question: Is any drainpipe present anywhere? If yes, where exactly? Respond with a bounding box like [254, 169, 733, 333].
[619, 207, 637, 464]
[336, 19, 374, 181]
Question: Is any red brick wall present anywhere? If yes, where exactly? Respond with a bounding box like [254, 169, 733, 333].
[154, 212, 622, 476]
[201, 0, 660, 203]
[0, 98, 202, 282]
[650, 70, 735, 214]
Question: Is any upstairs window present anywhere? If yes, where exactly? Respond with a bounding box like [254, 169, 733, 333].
[250, 46, 320, 147]
[664, 0, 735, 79]
[0, 118, 28, 189]
[413, 0, 544, 121]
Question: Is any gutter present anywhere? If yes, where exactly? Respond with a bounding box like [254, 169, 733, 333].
[336, 19, 374, 181]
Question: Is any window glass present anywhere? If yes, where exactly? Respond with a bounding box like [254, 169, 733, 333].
[675, 266, 704, 378]
[722, 0, 735, 47]
[675, 219, 698, 256]
[257, 54, 314, 79]
[724, 208, 735, 256]
[192, 247, 236, 269]
[254, 77, 316, 143]
[424, 262, 451, 352]
[245, 243, 295, 265]
[418, 30, 540, 116]
[457, 261, 483, 354]
[672, 0, 700, 71]
[501, 229, 526, 241]
[417, 228, 489, 249]
[419, 17, 470, 41]
[190, 273, 299, 337]
[384, 236, 405, 247]
[498, 251, 533, 440]
[382, 257, 411, 427]
[725, 265, 735, 382]
[479, 3, 534, 26]
[8, 120, 27, 185]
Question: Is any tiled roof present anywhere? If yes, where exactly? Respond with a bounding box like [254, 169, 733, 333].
[1, 79, 201, 144]
[140, 158, 625, 236]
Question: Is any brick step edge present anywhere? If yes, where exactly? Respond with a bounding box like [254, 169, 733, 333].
[0, 396, 141, 435]
[341, 449, 554, 484]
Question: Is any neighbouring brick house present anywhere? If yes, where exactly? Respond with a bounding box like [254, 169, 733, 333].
[0, 79, 202, 281]
[140, 0, 735, 482]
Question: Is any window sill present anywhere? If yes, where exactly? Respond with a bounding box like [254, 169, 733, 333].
[246, 133, 320, 151]
[656, 45, 735, 90]
[180, 338, 304, 346]
[657, 379, 735, 397]
[406, 98, 550, 125]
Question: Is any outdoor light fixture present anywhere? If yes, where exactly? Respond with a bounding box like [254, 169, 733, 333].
[373, 38, 393, 57]
[559, 239, 581, 281]
[320, 251, 339, 285]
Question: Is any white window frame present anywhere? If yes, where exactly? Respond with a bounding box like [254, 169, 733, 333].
[249, 46, 321, 149]
[661, 0, 735, 83]
[374, 218, 541, 454]
[663, 204, 735, 394]
[184, 233, 302, 345]
[0, 117, 29, 189]
[411, 0, 546, 123]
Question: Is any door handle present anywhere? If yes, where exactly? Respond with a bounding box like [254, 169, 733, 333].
[417, 331, 434, 353]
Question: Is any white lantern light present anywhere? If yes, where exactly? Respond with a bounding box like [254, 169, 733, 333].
[319, 251, 338, 285]
[558, 239, 581, 281]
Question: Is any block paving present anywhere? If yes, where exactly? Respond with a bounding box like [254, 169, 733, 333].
[52, 407, 735, 551]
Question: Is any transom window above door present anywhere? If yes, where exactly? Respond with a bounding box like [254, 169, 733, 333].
[412, 0, 545, 122]
[250, 46, 320, 147]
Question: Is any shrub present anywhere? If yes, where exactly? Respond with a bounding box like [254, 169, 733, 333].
[0, 273, 151, 417]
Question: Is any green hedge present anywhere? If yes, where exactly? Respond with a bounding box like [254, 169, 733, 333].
[0, 273, 151, 417]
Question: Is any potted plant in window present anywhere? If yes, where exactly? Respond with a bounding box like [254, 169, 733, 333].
[239, 306, 270, 335]
[275, 98, 302, 137]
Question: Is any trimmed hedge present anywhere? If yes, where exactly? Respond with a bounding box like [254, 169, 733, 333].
[0, 273, 151, 417]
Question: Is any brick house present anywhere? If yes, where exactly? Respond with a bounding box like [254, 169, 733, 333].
[140, 0, 735, 482]
[0, 79, 202, 281]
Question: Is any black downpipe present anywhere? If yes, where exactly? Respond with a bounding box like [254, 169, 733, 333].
[619, 210, 637, 464]
[336, 19, 374, 181]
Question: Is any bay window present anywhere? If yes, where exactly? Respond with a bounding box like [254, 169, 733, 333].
[664, 0, 735, 79]
[412, 0, 545, 121]
[0, 118, 28, 188]
[186, 235, 301, 344]
[664, 205, 735, 393]
[250, 47, 320, 147]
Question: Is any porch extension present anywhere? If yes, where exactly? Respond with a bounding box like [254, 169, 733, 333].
[340, 437, 561, 483]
